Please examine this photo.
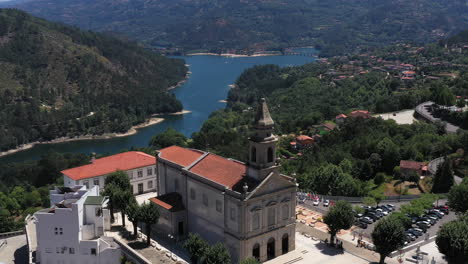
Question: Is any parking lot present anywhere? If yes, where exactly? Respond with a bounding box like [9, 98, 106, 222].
[300, 197, 453, 248]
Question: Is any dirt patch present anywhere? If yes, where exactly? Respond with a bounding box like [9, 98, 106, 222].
[384, 180, 421, 195]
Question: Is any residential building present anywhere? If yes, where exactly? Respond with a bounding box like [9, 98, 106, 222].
[34, 185, 121, 264]
[349, 110, 371, 119]
[62, 151, 156, 195]
[400, 160, 428, 177]
[152, 98, 297, 263]
[335, 114, 347, 125]
[294, 135, 314, 149]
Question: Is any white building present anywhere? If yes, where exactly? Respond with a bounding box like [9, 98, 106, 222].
[34, 185, 121, 264]
[151, 98, 297, 263]
[62, 151, 157, 195]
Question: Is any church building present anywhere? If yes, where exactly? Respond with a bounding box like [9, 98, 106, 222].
[151, 98, 297, 263]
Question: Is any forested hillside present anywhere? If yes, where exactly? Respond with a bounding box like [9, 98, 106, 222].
[10, 0, 468, 56]
[0, 9, 187, 152]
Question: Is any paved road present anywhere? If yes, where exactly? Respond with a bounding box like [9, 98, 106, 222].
[0, 235, 28, 264]
[415, 102, 460, 134]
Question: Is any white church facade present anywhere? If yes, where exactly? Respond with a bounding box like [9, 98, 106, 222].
[151, 98, 297, 263]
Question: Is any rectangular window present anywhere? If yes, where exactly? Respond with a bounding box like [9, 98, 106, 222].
[216, 200, 222, 213]
[230, 207, 235, 221]
[69, 248, 75, 254]
[190, 188, 196, 200]
[137, 170, 143, 178]
[56, 247, 60, 254]
[252, 213, 260, 230]
[93, 178, 100, 186]
[91, 248, 97, 255]
[268, 208, 276, 226]
[59, 227, 63, 235]
[148, 180, 153, 189]
[282, 204, 289, 220]
[147, 167, 153, 176]
[202, 193, 208, 206]
[83, 181, 89, 189]
[128, 171, 134, 179]
[54, 227, 58, 235]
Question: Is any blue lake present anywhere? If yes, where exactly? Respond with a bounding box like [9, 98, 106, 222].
[1, 52, 316, 163]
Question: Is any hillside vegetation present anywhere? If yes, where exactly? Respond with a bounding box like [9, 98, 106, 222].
[11, 0, 468, 56]
[0, 9, 187, 151]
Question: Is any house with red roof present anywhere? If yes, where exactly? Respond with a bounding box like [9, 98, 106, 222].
[349, 110, 371, 119]
[335, 113, 347, 125]
[152, 98, 297, 263]
[294, 135, 314, 149]
[400, 160, 428, 177]
[62, 151, 156, 195]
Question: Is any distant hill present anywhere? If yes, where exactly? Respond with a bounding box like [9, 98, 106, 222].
[11, 0, 468, 56]
[0, 9, 187, 151]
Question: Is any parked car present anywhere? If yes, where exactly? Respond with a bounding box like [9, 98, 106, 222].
[366, 212, 379, 221]
[313, 199, 319, 206]
[408, 228, 423, 237]
[360, 217, 373, 224]
[413, 228, 426, 234]
[405, 232, 416, 241]
[434, 205, 449, 214]
[386, 204, 396, 210]
[416, 221, 431, 229]
[375, 208, 389, 216]
[428, 211, 443, 219]
[355, 213, 363, 218]
[323, 200, 330, 207]
[356, 222, 368, 229]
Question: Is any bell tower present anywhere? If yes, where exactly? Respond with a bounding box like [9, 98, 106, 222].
[248, 98, 279, 181]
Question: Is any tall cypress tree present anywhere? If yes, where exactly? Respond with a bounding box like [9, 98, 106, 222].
[432, 158, 454, 193]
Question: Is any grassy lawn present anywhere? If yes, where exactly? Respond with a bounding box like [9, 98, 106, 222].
[384, 180, 422, 196]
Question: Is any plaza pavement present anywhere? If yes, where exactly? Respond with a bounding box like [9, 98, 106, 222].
[0, 235, 28, 264]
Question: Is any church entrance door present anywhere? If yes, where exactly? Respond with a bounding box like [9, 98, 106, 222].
[267, 238, 275, 260]
[282, 234, 289, 254]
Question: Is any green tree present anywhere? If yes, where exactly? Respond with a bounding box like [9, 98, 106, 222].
[323, 200, 354, 245]
[432, 158, 454, 193]
[126, 198, 141, 237]
[240, 258, 260, 264]
[150, 127, 188, 149]
[184, 233, 209, 264]
[447, 178, 468, 213]
[370, 191, 385, 206]
[436, 214, 468, 263]
[362, 196, 377, 206]
[372, 217, 406, 264]
[374, 172, 386, 185]
[456, 98, 466, 109]
[113, 190, 133, 227]
[103, 171, 132, 222]
[203, 243, 231, 264]
[139, 202, 160, 246]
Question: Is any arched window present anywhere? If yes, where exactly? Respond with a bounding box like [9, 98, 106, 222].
[267, 147, 274, 163]
[282, 233, 289, 254]
[251, 147, 257, 162]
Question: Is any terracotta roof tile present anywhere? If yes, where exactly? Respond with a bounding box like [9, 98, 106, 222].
[61, 151, 155, 181]
[189, 153, 247, 189]
[400, 160, 425, 170]
[150, 192, 185, 212]
[158, 146, 205, 167]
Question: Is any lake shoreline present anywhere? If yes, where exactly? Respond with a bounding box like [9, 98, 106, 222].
[0, 117, 165, 158]
[186, 52, 281, 57]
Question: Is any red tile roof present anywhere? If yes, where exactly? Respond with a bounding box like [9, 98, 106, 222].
[400, 160, 425, 170]
[349, 110, 371, 118]
[189, 153, 247, 189]
[158, 145, 205, 167]
[336, 114, 347, 119]
[61, 151, 155, 181]
[296, 135, 313, 141]
[150, 192, 185, 212]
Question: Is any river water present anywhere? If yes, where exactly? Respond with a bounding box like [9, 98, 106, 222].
[0, 52, 316, 163]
